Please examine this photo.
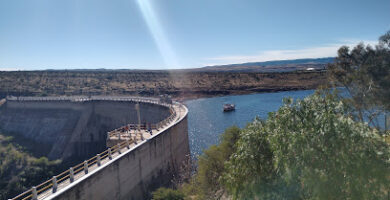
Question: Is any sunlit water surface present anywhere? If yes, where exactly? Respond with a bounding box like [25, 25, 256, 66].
[184, 90, 315, 157]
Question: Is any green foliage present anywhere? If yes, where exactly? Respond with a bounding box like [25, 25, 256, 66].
[223, 119, 287, 200]
[0, 134, 61, 200]
[180, 126, 240, 199]
[328, 30, 390, 127]
[152, 187, 185, 200]
[197, 145, 226, 196]
[154, 91, 389, 200]
[223, 91, 390, 199]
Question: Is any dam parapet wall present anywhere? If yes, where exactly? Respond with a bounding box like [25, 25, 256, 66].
[8, 96, 189, 200]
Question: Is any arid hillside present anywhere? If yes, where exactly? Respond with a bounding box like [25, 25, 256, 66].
[0, 70, 327, 99]
[199, 57, 333, 72]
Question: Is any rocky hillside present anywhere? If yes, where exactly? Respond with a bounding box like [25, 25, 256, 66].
[199, 57, 334, 72]
[0, 70, 327, 99]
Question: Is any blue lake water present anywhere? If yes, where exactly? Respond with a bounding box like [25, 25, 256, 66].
[184, 90, 316, 156]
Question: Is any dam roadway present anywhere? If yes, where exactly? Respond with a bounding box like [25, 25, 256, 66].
[4, 96, 189, 200]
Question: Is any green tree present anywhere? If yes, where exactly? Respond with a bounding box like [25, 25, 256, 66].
[222, 120, 281, 200]
[223, 91, 390, 199]
[159, 90, 389, 200]
[328, 30, 390, 128]
[174, 126, 241, 200]
[195, 126, 240, 199]
[0, 134, 61, 200]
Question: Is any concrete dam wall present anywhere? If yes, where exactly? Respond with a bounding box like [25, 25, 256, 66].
[51, 109, 189, 200]
[0, 98, 170, 160]
[7, 97, 190, 200]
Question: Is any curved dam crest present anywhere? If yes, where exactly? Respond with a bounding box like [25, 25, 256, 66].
[2, 96, 190, 200]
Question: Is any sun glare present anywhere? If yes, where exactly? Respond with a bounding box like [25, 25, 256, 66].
[136, 0, 179, 68]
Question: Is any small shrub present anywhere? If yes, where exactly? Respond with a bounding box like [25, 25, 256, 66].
[152, 187, 185, 200]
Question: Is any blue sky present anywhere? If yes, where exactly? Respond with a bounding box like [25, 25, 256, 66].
[0, 0, 389, 70]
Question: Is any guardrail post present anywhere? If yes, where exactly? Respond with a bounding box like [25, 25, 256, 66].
[84, 161, 88, 174]
[52, 176, 58, 193]
[126, 139, 130, 149]
[97, 154, 101, 166]
[117, 143, 122, 154]
[32, 186, 38, 200]
[70, 167, 74, 182]
[108, 148, 112, 159]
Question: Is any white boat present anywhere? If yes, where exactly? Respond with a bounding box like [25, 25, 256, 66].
[223, 104, 235, 112]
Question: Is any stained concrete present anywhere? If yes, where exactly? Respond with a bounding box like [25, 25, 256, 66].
[0, 100, 170, 160]
[50, 113, 189, 200]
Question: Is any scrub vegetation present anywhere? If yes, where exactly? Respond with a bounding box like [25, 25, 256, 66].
[152, 31, 390, 200]
[154, 91, 389, 200]
[0, 134, 61, 200]
[0, 71, 326, 100]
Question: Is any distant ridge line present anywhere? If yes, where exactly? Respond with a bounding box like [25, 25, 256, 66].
[0, 57, 334, 72]
[203, 57, 335, 68]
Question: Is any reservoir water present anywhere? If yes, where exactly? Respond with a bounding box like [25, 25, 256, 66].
[184, 89, 315, 156]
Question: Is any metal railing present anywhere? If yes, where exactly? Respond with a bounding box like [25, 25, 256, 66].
[107, 106, 176, 138]
[11, 142, 130, 200]
[9, 98, 180, 200]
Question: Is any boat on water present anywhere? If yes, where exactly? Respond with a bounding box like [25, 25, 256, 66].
[223, 104, 235, 112]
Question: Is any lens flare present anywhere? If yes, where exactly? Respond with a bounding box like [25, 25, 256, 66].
[136, 0, 179, 68]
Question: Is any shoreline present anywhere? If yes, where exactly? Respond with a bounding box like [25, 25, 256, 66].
[173, 86, 319, 102]
[1, 87, 321, 103]
[0, 70, 327, 100]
